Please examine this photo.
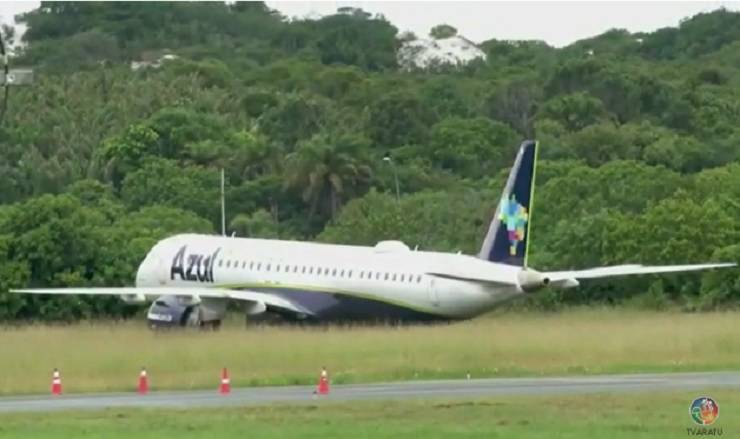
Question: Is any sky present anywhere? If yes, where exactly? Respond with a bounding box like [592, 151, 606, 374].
[1, 1, 739, 47]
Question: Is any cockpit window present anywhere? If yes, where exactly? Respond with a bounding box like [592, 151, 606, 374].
[154, 300, 169, 307]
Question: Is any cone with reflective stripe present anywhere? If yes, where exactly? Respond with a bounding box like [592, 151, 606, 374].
[317, 367, 329, 395]
[138, 367, 149, 395]
[219, 367, 231, 394]
[51, 368, 62, 396]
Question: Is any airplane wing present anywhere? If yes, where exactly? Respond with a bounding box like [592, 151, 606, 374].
[10, 287, 311, 317]
[544, 262, 736, 286]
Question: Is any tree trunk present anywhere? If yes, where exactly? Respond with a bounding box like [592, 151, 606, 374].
[329, 186, 338, 221]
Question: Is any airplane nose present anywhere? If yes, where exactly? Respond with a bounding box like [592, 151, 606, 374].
[135, 261, 153, 287]
[136, 256, 164, 287]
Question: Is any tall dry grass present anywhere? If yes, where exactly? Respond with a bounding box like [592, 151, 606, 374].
[1, 308, 738, 395]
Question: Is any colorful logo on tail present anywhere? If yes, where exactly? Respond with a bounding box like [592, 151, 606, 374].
[499, 195, 528, 256]
[690, 397, 719, 425]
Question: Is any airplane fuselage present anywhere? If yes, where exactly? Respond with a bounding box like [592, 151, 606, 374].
[135, 234, 524, 323]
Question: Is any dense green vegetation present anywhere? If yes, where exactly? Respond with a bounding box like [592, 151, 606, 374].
[0, 2, 738, 320]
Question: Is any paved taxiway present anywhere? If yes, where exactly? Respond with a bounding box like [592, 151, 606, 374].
[0, 371, 737, 413]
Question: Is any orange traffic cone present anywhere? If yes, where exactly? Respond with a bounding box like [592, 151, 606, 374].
[138, 367, 149, 395]
[219, 367, 231, 395]
[317, 366, 330, 395]
[51, 368, 62, 396]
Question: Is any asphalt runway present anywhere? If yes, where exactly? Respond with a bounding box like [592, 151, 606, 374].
[0, 371, 738, 413]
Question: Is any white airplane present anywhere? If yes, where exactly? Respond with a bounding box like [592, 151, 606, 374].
[12, 141, 736, 328]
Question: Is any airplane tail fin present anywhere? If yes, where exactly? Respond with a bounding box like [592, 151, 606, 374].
[478, 140, 539, 268]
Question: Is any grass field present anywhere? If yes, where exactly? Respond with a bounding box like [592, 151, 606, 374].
[0, 390, 735, 438]
[1, 308, 739, 395]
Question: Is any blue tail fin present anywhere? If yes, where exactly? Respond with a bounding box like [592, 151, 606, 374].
[478, 140, 539, 267]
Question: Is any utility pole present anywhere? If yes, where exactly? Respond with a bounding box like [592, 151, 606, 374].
[220, 168, 226, 236]
[383, 154, 400, 203]
[0, 30, 34, 125]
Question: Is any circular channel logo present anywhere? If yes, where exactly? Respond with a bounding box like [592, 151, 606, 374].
[689, 397, 719, 425]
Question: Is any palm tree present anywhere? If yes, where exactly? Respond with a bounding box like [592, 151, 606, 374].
[285, 133, 372, 221]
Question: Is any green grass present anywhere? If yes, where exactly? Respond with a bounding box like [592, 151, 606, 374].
[2, 308, 739, 395]
[0, 390, 736, 438]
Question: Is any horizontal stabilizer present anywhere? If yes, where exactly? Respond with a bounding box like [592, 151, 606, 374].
[545, 263, 736, 282]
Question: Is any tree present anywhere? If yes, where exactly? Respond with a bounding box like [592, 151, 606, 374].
[120, 159, 221, 226]
[562, 123, 640, 166]
[259, 93, 330, 151]
[601, 193, 736, 299]
[319, 188, 495, 254]
[312, 12, 398, 71]
[642, 134, 706, 172]
[428, 117, 519, 178]
[100, 124, 160, 188]
[538, 92, 611, 131]
[285, 132, 373, 220]
[430, 24, 457, 39]
[367, 89, 435, 148]
[0, 193, 116, 320]
[229, 209, 278, 238]
[485, 80, 541, 137]
[699, 244, 740, 309]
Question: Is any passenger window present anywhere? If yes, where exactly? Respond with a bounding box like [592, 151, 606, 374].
[392, 274, 397, 281]
[293, 266, 298, 273]
[226, 260, 231, 268]
[400, 274, 405, 282]
[242, 261, 246, 269]
[218, 260, 223, 267]
[384, 273, 389, 281]
[375, 272, 381, 280]
[360, 271, 364, 279]
[332, 269, 337, 276]
[302, 266, 306, 274]
[285, 265, 290, 272]
[348, 270, 352, 278]
[340, 269, 345, 277]
[417, 275, 422, 283]
[250, 261, 254, 270]
[266, 264, 271, 271]
[276, 264, 281, 272]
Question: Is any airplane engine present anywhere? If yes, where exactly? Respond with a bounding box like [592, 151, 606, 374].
[516, 269, 551, 293]
[146, 295, 225, 329]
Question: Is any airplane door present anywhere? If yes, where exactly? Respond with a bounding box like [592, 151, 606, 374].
[428, 277, 440, 307]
